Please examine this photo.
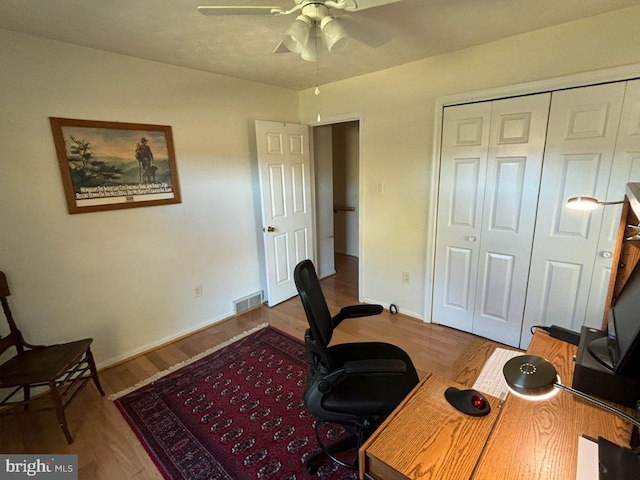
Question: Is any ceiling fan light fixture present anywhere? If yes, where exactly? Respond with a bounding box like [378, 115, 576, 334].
[282, 15, 312, 53]
[301, 35, 319, 62]
[320, 16, 349, 52]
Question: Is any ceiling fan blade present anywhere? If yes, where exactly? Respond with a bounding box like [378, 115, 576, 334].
[197, 6, 281, 15]
[343, 0, 403, 11]
[340, 16, 391, 48]
[272, 42, 292, 54]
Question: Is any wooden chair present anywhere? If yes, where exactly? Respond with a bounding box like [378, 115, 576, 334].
[0, 271, 104, 443]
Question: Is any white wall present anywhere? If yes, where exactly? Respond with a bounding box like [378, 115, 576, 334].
[299, 5, 640, 320]
[0, 30, 299, 367]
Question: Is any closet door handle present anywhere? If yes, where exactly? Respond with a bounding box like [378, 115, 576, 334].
[601, 251, 612, 258]
[468, 236, 477, 243]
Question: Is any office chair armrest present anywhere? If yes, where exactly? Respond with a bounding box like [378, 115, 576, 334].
[343, 359, 407, 375]
[333, 304, 383, 327]
[313, 359, 408, 394]
[311, 358, 407, 393]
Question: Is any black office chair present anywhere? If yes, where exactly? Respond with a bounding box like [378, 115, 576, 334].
[294, 259, 419, 473]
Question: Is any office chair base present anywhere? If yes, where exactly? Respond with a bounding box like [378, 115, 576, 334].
[304, 419, 370, 473]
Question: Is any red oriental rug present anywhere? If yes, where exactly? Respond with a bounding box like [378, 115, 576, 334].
[112, 325, 357, 480]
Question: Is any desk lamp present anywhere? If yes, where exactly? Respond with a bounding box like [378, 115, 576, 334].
[503, 355, 640, 477]
[502, 355, 640, 429]
[565, 197, 625, 210]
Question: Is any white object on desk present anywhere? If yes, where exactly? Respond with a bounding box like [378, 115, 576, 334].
[576, 436, 599, 480]
[473, 347, 523, 400]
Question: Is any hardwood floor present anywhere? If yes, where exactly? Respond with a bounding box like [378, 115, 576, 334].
[0, 254, 508, 479]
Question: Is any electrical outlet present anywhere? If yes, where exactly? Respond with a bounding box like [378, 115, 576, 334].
[377, 183, 385, 193]
[195, 284, 203, 297]
[402, 272, 410, 284]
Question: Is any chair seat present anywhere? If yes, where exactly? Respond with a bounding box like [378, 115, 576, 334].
[320, 341, 419, 417]
[0, 339, 93, 387]
[321, 372, 416, 416]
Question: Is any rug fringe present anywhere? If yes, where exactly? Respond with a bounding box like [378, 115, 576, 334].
[109, 323, 269, 400]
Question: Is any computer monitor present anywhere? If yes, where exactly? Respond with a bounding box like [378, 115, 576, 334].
[588, 262, 640, 379]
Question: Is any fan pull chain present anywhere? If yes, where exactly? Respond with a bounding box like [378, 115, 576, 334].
[315, 57, 321, 122]
[316, 85, 321, 122]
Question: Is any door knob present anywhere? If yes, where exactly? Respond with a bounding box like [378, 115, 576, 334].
[468, 236, 477, 242]
[264, 226, 276, 233]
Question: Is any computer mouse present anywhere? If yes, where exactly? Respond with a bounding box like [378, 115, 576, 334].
[444, 387, 491, 416]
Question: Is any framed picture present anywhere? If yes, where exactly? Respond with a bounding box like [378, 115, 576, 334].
[49, 117, 181, 214]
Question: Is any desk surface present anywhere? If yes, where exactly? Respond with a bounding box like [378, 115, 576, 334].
[473, 331, 632, 480]
[359, 331, 634, 480]
[360, 374, 501, 480]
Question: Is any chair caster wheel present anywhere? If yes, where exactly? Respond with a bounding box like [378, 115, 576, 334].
[304, 460, 319, 475]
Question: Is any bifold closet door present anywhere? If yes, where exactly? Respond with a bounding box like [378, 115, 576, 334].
[433, 93, 550, 347]
[471, 94, 551, 346]
[586, 79, 640, 327]
[432, 102, 491, 332]
[520, 82, 626, 347]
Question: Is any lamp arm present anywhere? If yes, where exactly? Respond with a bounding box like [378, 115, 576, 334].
[598, 200, 625, 206]
[554, 382, 640, 428]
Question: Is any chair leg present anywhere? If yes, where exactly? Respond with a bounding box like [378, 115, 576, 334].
[86, 348, 105, 396]
[48, 380, 73, 444]
[23, 385, 30, 412]
[304, 435, 359, 474]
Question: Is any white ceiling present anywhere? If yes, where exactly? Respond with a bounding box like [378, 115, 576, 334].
[1, 0, 638, 91]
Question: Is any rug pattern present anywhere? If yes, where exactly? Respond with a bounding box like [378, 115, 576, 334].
[115, 326, 357, 480]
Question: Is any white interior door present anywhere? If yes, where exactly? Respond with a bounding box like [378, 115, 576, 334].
[471, 93, 551, 346]
[312, 125, 335, 279]
[256, 120, 313, 306]
[520, 83, 626, 346]
[433, 102, 491, 332]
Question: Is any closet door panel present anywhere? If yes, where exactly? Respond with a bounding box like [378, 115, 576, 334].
[521, 83, 626, 347]
[554, 153, 604, 238]
[586, 79, 640, 326]
[433, 103, 491, 332]
[478, 252, 515, 320]
[538, 260, 583, 319]
[472, 93, 551, 347]
[442, 246, 474, 310]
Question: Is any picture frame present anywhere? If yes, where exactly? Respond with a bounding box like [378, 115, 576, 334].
[49, 117, 181, 214]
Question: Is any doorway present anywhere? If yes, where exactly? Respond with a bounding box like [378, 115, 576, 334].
[313, 120, 360, 285]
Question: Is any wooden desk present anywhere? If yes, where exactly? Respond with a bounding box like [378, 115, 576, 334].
[359, 331, 634, 480]
[359, 375, 501, 480]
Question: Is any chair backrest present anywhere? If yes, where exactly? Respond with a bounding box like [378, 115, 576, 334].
[294, 260, 335, 369]
[0, 271, 25, 356]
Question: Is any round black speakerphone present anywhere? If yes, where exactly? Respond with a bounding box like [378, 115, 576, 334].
[444, 387, 491, 416]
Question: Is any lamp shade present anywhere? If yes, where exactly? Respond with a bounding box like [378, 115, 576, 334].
[565, 196, 600, 211]
[320, 16, 349, 52]
[503, 355, 558, 399]
[283, 15, 312, 54]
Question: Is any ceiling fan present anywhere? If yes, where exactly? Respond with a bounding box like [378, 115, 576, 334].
[197, 0, 403, 61]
